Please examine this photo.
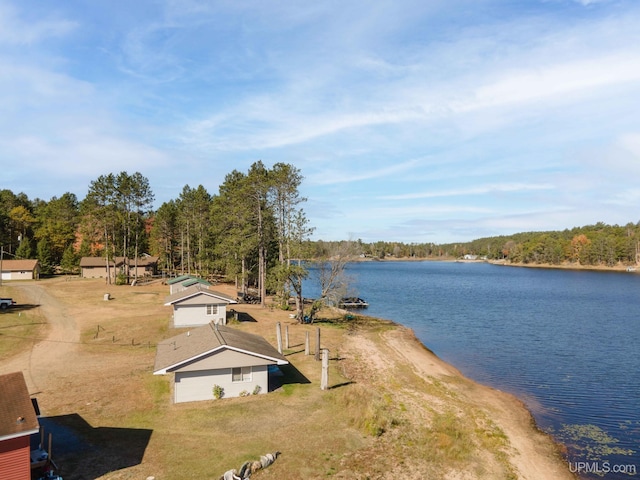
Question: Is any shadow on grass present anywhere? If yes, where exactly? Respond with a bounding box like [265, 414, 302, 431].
[269, 363, 311, 391]
[0, 322, 47, 330]
[329, 381, 355, 390]
[284, 349, 305, 356]
[0, 304, 40, 313]
[227, 309, 257, 322]
[35, 413, 151, 480]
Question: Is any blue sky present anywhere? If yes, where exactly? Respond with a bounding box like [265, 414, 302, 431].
[2, 0, 640, 243]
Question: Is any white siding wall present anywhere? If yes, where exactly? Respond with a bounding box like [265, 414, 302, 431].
[2, 271, 33, 280]
[174, 365, 269, 403]
[173, 304, 227, 327]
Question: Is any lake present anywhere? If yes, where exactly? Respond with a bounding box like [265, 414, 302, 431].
[305, 261, 640, 479]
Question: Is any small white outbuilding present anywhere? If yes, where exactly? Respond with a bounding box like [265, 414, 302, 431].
[164, 284, 237, 327]
[153, 322, 289, 403]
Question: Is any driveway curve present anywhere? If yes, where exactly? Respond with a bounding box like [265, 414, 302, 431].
[0, 282, 79, 395]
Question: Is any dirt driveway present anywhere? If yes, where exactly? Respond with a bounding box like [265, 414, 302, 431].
[0, 283, 79, 395]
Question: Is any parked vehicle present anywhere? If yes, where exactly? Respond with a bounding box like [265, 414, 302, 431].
[0, 298, 16, 309]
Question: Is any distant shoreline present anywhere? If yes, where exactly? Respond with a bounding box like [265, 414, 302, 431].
[359, 255, 638, 273]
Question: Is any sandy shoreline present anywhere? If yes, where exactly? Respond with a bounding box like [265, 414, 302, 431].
[370, 325, 576, 479]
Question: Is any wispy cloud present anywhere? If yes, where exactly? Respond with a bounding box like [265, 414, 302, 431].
[381, 183, 555, 201]
[457, 53, 640, 113]
[306, 158, 423, 186]
[0, 2, 76, 45]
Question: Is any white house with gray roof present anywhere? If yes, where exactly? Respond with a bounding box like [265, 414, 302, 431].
[165, 284, 237, 327]
[153, 322, 288, 403]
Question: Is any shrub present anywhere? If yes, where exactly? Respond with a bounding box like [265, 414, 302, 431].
[212, 384, 224, 399]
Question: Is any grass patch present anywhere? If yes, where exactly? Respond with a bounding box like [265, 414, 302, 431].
[0, 286, 47, 360]
[427, 410, 475, 462]
[332, 384, 400, 437]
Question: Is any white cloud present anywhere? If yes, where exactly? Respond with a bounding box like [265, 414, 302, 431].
[4, 130, 170, 176]
[381, 183, 555, 201]
[0, 3, 75, 45]
[572, 0, 609, 5]
[458, 53, 640, 113]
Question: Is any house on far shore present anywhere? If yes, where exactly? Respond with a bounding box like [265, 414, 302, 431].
[0, 372, 40, 480]
[153, 322, 288, 403]
[166, 275, 211, 294]
[80, 256, 158, 280]
[164, 284, 237, 327]
[0, 259, 40, 281]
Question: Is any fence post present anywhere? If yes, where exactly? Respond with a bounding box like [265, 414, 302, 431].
[321, 348, 329, 390]
[276, 322, 282, 354]
[305, 331, 310, 356]
[315, 327, 321, 361]
[285, 325, 289, 349]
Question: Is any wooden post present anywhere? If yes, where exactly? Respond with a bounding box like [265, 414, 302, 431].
[321, 348, 329, 390]
[305, 331, 310, 356]
[315, 327, 321, 361]
[285, 325, 289, 349]
[276, 322, 282, 354]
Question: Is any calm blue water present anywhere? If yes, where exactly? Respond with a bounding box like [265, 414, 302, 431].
[305, 261, 640, 479]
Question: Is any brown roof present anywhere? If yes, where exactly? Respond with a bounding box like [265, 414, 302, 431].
[164, 284, 237, 306]
[80, 257, 116, 267]
[0, 259, 39, 272]
[0, 372, 39, 441]
[135, 256, 158, 267]
[80, 256, 156, 268]
[154, 323, 288, 374]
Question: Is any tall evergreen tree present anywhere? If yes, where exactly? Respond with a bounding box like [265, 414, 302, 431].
[150, 200, 179, 273]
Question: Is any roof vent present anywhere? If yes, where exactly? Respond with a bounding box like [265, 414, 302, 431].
[16, 416, 25, 424]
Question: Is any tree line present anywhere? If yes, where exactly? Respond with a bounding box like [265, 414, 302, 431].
[2, 166, 639, 306]
[438, 222, 640, 267]
[314, 223, 640, 267]
[0, 163, 317, 320]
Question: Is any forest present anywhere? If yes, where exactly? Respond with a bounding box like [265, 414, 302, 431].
[2, 163, 639, 296]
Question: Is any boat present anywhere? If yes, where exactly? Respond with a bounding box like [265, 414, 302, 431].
[339, 297, 369, 308]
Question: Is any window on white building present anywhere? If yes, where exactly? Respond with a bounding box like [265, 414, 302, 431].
[206, 304, 218, 316]
[232, 366, 252, 382]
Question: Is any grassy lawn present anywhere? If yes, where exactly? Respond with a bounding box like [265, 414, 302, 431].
[0, 284, 47, 360]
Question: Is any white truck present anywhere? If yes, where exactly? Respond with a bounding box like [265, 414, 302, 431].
[0, 298, 16, 309]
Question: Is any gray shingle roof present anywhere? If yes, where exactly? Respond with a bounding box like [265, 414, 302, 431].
[164, 284, 237, 306]
[154, 323, 288, 374]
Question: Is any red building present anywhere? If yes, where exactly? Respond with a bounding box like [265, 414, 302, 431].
[0, 372, 39, 480]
